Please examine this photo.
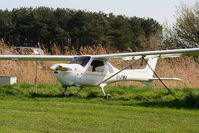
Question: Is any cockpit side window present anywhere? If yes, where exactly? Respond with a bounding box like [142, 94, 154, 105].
[107, 63, 114, 73]
[70, 56, 90, 67]
[88, 60, 105, 72]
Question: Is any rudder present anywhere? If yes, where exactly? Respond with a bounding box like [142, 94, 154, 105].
[144, 57, 158, 78]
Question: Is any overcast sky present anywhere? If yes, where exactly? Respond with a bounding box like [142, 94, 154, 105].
[0, 0, 196, 25]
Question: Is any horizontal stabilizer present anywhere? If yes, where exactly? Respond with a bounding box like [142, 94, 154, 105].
[142, 78, 181, 86]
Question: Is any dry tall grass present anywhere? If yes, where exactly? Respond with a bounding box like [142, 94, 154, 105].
[0, 40, 198, 88]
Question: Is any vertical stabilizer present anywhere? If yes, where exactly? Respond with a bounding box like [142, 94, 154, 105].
[144, 58, 158, 78]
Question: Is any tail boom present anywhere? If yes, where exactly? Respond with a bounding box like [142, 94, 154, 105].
[118, 57, 181, 85]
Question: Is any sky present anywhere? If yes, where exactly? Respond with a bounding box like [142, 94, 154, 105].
[0, 0, 196, 25]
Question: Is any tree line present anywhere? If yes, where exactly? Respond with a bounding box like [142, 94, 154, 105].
[0, 7, 162, 51]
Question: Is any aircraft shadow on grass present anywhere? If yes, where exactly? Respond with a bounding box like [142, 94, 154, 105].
[124, 96, 199, 109]
[30, 91, 199, 109]
[135, 100, 191, 109]
[30, 93, 102, 99]
[30, 93, 63, 98]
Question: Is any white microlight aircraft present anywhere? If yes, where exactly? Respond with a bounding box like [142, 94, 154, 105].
[0, 48, 199, 99]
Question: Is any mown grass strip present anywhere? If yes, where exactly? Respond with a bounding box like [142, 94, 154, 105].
[0, 98, 199, 133]
[0, 84, 199, 132]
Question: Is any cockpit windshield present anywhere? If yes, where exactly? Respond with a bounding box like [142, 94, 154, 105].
[70, 56, 91, 67]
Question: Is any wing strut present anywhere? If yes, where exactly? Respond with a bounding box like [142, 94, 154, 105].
[97, 57, 142, 86]
[143, 58, 178, 100]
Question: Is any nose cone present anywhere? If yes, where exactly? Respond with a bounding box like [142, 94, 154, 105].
[50, 64, 76, 86]
[50, 65, 57, 71]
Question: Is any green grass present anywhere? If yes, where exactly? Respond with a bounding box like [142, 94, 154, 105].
[0, 84, 199, 133]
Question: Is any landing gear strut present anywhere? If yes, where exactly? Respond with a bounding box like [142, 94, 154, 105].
[62, 85, 68, 97]
[75, 87, 83, 96]
[62, 85, 83, 97]
[99, 84, 112, 99]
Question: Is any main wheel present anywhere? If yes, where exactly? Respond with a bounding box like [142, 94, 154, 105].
[68, 93, 75, 97]
[104, 94, 112, 99]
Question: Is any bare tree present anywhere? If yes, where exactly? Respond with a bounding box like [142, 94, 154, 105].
[162, 2, 199, 49]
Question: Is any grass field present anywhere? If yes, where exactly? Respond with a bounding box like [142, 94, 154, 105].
[0, 84, 199, 133]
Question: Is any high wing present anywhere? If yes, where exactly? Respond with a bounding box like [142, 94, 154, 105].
[92, 48, 199, 60]
[0, 55, 74, 61]
[0, 48, 198, 61]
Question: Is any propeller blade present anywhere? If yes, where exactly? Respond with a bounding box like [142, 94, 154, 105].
[55, 66, 71, 71]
